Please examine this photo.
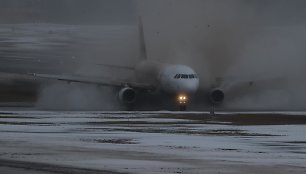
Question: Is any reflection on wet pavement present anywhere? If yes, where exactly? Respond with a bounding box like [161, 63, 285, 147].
[0, 111, 306, 174]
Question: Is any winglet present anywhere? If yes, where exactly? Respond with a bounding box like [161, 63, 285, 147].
[139, 17, 148, 60]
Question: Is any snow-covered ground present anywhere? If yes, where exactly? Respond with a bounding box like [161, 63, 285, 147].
[0, 111, 306, 174]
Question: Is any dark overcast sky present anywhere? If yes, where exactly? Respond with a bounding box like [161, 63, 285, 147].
[1, 0, 306, 25]
[242, 0, 306, 26]
[0, 0, 137, 24]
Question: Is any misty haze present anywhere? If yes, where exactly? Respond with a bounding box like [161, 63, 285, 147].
[0, 0, 305, 111]
[1, 1, 306, 174]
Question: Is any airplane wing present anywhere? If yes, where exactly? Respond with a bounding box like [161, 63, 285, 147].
[195, 76, 287, 105]
[220, 76, 286, 92]
[208, 76, 287, 103]
[31, 73, 155, 91]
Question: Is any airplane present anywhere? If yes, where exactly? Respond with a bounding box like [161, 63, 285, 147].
[30, 20, 225, 111]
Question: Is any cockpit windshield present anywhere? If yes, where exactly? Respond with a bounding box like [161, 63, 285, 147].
[174, 74, 198, 79]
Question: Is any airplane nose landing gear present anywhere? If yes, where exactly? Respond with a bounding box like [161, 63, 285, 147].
[179, 104, 187, 111]
[178, 95, 188, 111]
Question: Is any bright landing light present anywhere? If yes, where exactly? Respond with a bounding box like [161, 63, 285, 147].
[178, 95, 188, 104]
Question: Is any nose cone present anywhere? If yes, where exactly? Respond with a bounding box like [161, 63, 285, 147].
[176, 78, 200, 94]
[159, 64, 200, 94]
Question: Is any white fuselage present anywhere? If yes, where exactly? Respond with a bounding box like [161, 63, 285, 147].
[135, 61, 200, 95]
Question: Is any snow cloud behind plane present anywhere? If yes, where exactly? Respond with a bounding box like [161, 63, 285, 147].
[1, 0, 306, 110]
[138, 0, 306, 110]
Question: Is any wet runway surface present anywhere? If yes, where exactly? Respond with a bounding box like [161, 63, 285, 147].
[0, 111, 306, 174]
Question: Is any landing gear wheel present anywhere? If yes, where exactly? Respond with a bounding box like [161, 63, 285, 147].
[126, 104, 135, 111]
[179, 105, 187, 111]
[210, 105, 215, 116]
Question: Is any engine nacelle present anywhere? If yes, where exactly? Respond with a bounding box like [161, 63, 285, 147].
[118, 87, 137, 104]
[210, 88, 225, 104]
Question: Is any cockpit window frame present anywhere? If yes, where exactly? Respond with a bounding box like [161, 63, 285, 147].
[174, 74, 180, 79]
[181, 74, 188, 79]
[189, 74, 194, 79]
[174, 74, 198, 79]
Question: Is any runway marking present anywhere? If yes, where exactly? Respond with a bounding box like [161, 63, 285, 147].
[0, 159, 128, 174]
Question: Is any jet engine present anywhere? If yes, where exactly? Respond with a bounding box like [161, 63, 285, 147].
[118, 87, 137, 104]
[210, 88, 225, 104]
